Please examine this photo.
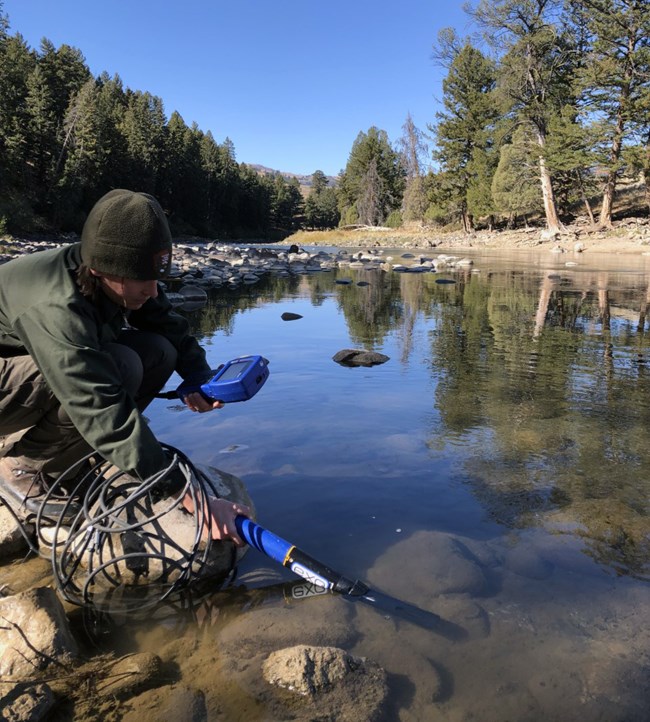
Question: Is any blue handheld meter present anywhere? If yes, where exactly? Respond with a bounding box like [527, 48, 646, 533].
[177, 355, 270, 403]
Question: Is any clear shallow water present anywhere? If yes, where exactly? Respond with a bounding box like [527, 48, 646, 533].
[8, 247, 649, 720]
[156, 251, 650, 568]
[143, 249, 650, 721]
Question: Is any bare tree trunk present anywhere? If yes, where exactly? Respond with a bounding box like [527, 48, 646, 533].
[598, 273, 610, 330]
[599, 77, 631, 227]
[637, 282, 650, 334]
[599, 164, 619, 228]
[538, 152, 564, 234]
[461, 210, 474, 234]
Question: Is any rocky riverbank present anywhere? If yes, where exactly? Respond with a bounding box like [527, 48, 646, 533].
[3, 216, 650, 303]
[0, 235, 480, 301]
[285, 217, 650, 255]
[4, 214, 650, 270]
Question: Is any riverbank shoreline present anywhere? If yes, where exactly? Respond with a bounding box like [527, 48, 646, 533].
[285, 218, 650, 256]
[4, 215, 650, 260]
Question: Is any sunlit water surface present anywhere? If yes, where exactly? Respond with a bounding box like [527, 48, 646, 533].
[9, 246, 650, 721]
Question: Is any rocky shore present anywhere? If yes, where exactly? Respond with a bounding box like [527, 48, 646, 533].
[3, 216, 650, 303]
[285, 216, 650, 255]
[0, 235, 482, 301]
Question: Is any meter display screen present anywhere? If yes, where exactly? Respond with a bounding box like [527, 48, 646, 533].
[176, 355, 269, 403]
[216, 358, 252, 381]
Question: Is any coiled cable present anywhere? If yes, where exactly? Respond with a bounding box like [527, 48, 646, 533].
[36, 443, 237, 611]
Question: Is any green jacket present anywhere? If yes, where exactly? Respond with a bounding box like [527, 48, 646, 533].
[0, 243, 210, 479]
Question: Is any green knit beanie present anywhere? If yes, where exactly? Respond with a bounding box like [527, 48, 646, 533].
[81, 189, 173, 280]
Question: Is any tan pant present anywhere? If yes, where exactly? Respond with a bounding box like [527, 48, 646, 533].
[0, 331, 177, 475]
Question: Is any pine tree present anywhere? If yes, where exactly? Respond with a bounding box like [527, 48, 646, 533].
[94, 73, 128, 190]
[491, 126, 543, 226]
[304, 170, 340, 229]
[568, 0, 650, 226]
[0, 31, 36, 214]
[431, 35, 498, 231]
[310, 169, 329, 195]
[338, 127, 405, 226]
[200, 133, 241, 232]
[238, 164, 272, 235]
[269, 174, 303, 232]
[159, 112, 206, 233]
[0, 2, 7, 38]
[53, 77, 100, 225]
[470, 0, 576, 233]
[37, 39, 89, 127]
[119, 90, 166, 194]
[32, 39, 90, 213]
[544, 105, 598, 223]
[24, 64, 58, 202]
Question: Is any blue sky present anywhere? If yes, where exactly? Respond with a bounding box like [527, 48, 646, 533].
[4, 1, 473, 177]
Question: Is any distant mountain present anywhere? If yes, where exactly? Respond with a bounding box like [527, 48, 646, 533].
[248, 164, 338, 192]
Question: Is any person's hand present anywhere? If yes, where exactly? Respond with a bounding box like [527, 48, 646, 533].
[182, 391, 224, 413]
[182, 492, 251, 546]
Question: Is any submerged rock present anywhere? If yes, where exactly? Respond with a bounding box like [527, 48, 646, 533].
[263, 645, 366, 695]
[261, 644, 388, 720]
[367, 530, 489, 600]
[122, 686, 208, 722]
[332, 349, 390, 367]
[97, 652, 163, 699]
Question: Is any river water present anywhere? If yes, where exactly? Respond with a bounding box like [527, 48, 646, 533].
[8, 245, 650, 720]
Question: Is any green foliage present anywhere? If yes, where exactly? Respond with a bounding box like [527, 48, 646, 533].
[385, 210, 402, 228]
[542, 105, 599, 214]
[338, 127, 405, 226]
[340, 204, 359, 227]
[470, 0, 577, 231]
[304, 171, 340, 229]
[491, 127, 543, 219]
[423, 203, 450, 227]
[466, 147, 498, 221]
[402, 175, 429, 222]
[430, 36, 498, 230]
[567, 0, 650, 224]
[269, 174, 304, 232]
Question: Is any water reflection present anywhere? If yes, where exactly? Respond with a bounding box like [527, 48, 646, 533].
[171, 259, 650, 582]
[24, 251, 643, 721]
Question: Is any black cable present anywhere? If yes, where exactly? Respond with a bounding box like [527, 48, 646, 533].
[35, 443, 237, 612]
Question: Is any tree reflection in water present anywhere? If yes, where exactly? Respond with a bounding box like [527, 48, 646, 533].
[174, 258, 650, 581]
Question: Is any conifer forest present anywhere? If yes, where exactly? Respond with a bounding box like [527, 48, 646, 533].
[0, 0, 648, 239]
